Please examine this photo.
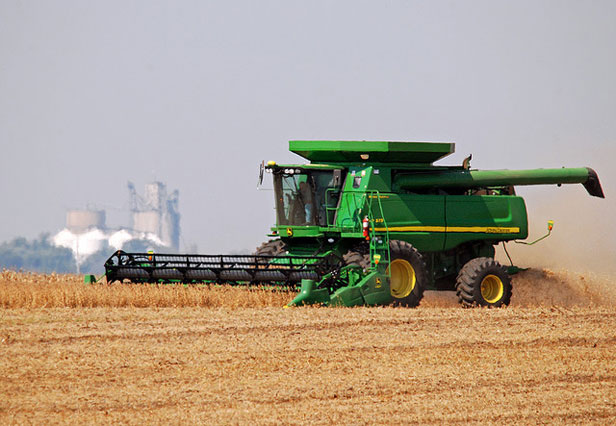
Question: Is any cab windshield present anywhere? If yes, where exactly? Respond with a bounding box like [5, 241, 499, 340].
[273, 169, 344, 226]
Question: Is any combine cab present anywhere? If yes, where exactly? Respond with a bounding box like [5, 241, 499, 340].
[98, 141, 604, 308]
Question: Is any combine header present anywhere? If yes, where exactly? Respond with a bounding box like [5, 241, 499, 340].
[98, 141, 604, 308]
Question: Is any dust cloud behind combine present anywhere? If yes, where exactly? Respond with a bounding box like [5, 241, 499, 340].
[502, 192, 615, 274]
[423, 268, 616, 309]
[460, 154, 616, 309]
[499, 143, 614, 276]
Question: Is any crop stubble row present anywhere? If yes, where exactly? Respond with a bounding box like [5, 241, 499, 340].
[2, 307, 616, 424]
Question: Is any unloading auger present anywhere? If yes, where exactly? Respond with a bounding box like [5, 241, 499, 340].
[90, 140, 604, 308]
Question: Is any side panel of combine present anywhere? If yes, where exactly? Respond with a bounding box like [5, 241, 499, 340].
[376, 195, 446, 252]
[444, 195, 528, 250]
[335, 166, 447, 252]
[334, 166, 374, 233]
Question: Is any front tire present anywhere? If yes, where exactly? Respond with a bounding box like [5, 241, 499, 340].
[342, 250, 370, 270]
[254, 240, 286, 256]
[456, 257, 512, 308]
[387, 240, 427, 307]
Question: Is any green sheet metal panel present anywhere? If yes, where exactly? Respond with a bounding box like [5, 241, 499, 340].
[375, 194, 447, 252]
[290, 140, 455, 164]
[333, 166, 374, 232]
[333, 167, 446, 251]
[443, 195, 528, 250]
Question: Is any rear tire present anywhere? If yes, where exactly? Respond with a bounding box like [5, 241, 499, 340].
[387, 240, 427, 307]
[456, 257, 512, 308]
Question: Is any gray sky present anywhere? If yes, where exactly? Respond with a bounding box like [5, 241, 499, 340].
[1, 1, 614, 271]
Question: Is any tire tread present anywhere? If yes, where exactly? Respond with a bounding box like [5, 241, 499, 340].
[456, 257, 512, 308]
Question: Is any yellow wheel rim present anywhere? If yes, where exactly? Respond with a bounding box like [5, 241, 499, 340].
[387, 259, 416, 299]
[480, 274, 504, 303]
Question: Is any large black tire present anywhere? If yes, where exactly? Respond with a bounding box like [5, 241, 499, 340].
[253, 240, 294, 283]
[342, 250, 370, 271]
[456, 257, 512, 308]
[254, 240, 286, 256]
[387, 240, 428, 307]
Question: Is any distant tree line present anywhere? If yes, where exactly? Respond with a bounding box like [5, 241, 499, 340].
[0, 234, 169, 275]
[0, 234, 75, 273]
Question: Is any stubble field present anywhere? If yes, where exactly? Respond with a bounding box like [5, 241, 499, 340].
[1, 269, 616, 424]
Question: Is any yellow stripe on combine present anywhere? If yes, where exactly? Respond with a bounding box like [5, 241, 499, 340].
[373, 226, 520, 234]
[376, 226, 446, 232]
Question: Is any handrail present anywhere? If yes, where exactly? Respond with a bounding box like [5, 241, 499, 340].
[323, 189, 391, 272]
[365, 191, 391, 273]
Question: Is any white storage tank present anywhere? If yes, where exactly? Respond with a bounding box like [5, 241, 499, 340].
[66, 209, 106, 233]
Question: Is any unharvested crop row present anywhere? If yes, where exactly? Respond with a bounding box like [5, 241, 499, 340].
[1, 268, 614, 309]
[0, 270, 292, 308]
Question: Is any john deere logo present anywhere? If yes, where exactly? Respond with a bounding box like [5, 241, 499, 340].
[375, 277, 381, 288]
[286, 227, 293, 236]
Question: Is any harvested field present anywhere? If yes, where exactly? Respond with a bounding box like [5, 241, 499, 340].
[1, 270, 616, 424]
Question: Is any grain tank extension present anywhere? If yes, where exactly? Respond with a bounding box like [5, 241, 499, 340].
[98, 141, 604, 308]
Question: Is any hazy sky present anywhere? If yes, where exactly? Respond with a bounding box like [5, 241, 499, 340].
[1, 1, 614, 270]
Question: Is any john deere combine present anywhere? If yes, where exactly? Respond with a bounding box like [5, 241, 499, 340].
[100, 141, 604, 308]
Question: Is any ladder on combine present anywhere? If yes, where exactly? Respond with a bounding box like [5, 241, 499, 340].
[365, 191, 391, 274]
[335, 189, 391, 271]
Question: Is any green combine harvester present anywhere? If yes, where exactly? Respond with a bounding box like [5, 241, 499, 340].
[98, 141, 604, 308]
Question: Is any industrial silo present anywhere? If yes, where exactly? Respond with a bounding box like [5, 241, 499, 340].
[66, 209, 106, 233]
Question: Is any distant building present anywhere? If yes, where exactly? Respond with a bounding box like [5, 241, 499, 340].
[53, 181, 181, 271]
[66, 209, 106, 233]
[128, 181, 180, 250]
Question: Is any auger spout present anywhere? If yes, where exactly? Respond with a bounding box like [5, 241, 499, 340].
[394, 167, 604, 198]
